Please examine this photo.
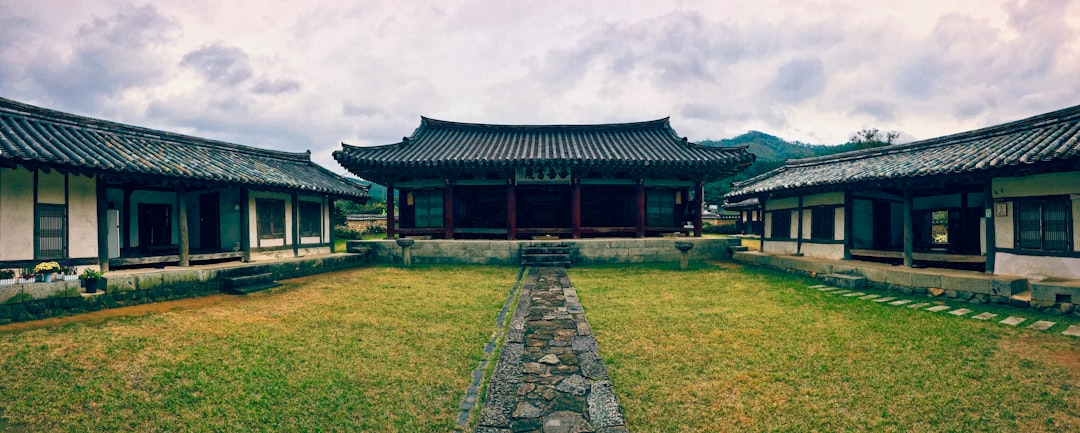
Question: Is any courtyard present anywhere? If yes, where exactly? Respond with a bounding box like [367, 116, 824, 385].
[1, 262, 1078, 432]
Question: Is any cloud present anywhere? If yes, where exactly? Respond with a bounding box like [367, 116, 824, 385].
[766, 57, 826, 103]
[181, 43, 254, 85]
[252, 77, 302, 95]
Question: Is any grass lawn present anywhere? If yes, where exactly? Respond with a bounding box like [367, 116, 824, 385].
[0, 265, 518, 432]
[571, 262, 1080, 432]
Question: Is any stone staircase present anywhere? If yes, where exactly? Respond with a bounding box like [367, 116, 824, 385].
[222, 272, 280, 295]
[521, 244, 571, 268]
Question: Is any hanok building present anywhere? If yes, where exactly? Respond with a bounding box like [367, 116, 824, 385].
[0, 98, 368, 272]
[334, 117, 754, 240]
[724, 104, 1080, 281]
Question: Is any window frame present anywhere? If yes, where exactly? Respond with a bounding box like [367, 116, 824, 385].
[809, 206, 837, 241]
[646, 189, 676, 227]
[35, 203, 67, 260]
[413, 190, 444, 228]
[256, 198, 286, 240]
[298, 200, 322, 238]
[1014, 196, 1073, 252]
[770, 209, 792, 240]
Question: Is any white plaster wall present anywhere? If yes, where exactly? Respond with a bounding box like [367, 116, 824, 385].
[803, 192, 843, 207]
[37, 170, 65, 204]
[789, 211, 798, 239]
[764, 212, 772, 237]
[996, 252, 1080, 280]
[993, 171, 1080, 198]
[766, 240, 798, 255]
[833, 207, 845, 240]
[0, 167, 33, 261]
[801, 243, 845, 260]
[765, 197, 799, 211]
[995, 201, 1014, 249]
[851, 199, 873, 249]
[800, 209, 811, 239]
[67, 174, 98, 258]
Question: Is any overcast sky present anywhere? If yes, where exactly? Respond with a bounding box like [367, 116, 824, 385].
[2, 0, 1078, 173]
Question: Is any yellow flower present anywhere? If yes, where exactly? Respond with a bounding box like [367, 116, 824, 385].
[33, 261, 60, 274]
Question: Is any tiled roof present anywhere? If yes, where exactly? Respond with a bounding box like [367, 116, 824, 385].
[334, 117, 755, 184]
[727, 104, 1080, 201]
[0, 97, 367, 199]
[722, 197, 760, 211]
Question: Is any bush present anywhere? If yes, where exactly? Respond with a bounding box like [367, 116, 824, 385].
[702, 221, 739, 235]
[334, 227, 361, 240]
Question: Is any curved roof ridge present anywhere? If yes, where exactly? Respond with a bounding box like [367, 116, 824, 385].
[416, 116, 673, 134]
[0, 97, 313, 163]
[784, 103, 1080, 169]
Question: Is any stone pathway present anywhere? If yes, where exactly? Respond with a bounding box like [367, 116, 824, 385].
[810, 284, 1079, 338]
[476, 267, 628, 433]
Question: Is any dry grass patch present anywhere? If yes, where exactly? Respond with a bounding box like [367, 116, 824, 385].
[0, 265, 517, 432]
[571, 263, 1080, 432]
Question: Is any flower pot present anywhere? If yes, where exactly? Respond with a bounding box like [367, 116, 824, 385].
[85, 277, 106, 294]
[37, 273, 54, 283]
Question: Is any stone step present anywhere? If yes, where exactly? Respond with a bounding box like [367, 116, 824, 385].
[522, 246, 570, 255]
[222, 273, 279, 295]
[521, 253, 570, 263]
[821, 273, 868, 290]
[522, 260, 571, 268]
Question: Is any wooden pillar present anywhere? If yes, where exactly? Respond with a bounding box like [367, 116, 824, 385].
[903, 190, 914, 267]
[96, 177, 109, 272]
[328, 198, 337, 253]
[843, 191, 853, 260]
[796, 195, 804, 255]
[122, 187, 132, 251]
[984, 180, 996, 273]
[291, 193, 300, 257]
[385, 183, 396, 240]
[635, 180, 646, 238]
[240, 188, 251, 262]
[178, 190, 190, 267]
[693, 182, 704, 238]
[443, 181, 455, 239]
[571, 181, 582, 239]
[506, 181, 517, 240]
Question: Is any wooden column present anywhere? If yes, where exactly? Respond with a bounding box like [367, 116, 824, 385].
[571, 181, 582, 239]
[693, 182, 704, 237]
[795, 195, 804, 255]
[385, 183, 396, 240]
[96, 178, 109, 272]
[291, 193, 300, 257]
[178, 190, 190, 267]
[443, 181, 455, 239]
[240, 188, 251, 262]
[635, 181, 646, 238]
[328, 198, 337, 253]
[507, 181, 517, 240]
[843, 191, 853, 260]
[122, 187, 132, 251]
[984, 180, 996, 273]
[903, 190, 914, 267]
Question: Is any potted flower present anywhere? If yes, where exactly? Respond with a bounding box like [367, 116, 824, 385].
[0, 269, 14, 285]
[34, 261, 61, 282]
[79, 268, 105, 293]
[19, 267, 35, 284]
[61, 264, 79, 281]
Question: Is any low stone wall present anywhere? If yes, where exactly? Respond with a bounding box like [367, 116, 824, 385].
[358, 238, 741, 266]
[0, 253, 368, 325]
[734, 251, 1028, 305]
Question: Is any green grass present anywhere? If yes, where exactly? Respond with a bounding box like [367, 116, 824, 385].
[0, 265, 517, 432]
[571, 262, 1080, 432]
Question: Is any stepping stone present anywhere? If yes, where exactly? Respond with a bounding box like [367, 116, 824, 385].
[1000, 316, 1026, 326]
[1064, 325, 1080, 337]
[843, 292, 866, 297]
[907, 302, 931, 309]
[926, 305, 952, 312]
[830, 290, 851, 295]
[1028, 320, 1056, 331]
[858, 294, 881, 300]
[818, 287, 839, 292]
[873, 297, 897, 303]
[972, 312, 998, 320]
[809, 284, 827, 289]
[888, 299, 913, 306]
[948, 308, 973, 316]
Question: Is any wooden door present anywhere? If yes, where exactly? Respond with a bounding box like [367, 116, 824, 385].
[138, 203, 172, 249]
[200, 193, 220, 250]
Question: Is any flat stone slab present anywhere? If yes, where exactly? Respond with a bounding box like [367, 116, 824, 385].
[1000, 316, 1026, 326]
[809, 284, 827, 289]
[843, 292, 866, 297]
[926, 305, 952, 312]
[872, 297, 897, 303]
[830, 290, 852, 295]
[972, 312, 998, 320]
[858, 294, 881, 300]
[1063, 325, 1080, 337]
[948, 308, 974, 316]
[587, 381, 625, 429]
[907, 302, 931, 309]
[1028, 320, 1056, 331]
[888, 299, 913, 306]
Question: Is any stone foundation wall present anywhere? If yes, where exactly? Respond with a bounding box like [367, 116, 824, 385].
[358, 238, 741, 266]
[0, 253, 368, 325]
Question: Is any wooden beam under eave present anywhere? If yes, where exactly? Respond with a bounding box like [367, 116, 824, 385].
[178, 189, 190, 267]
[96, 176, 109, 272]
[903, 191, 913, 267]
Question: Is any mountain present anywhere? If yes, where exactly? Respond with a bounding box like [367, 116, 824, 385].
[699, 131, 843, 205]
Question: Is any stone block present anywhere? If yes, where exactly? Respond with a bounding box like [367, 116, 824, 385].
[884, 269, 914, 287]
[910, 273, 941, 290]
[821, 274, 867, 290]
[940, 275, 991, 295]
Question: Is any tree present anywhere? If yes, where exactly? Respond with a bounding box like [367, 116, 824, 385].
[847, 128, 900, 150]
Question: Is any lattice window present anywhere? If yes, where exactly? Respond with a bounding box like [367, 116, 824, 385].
[256, 199, 286, 239]
[770, 209, 792, 239]
[646, 190, 675, 227]
[298, 201, 322, 237]
[413, 190, 443, 228]
[35, 204, 67, 260]
[1016, 197, 1072, 252]
[810, 207, 835, 241]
